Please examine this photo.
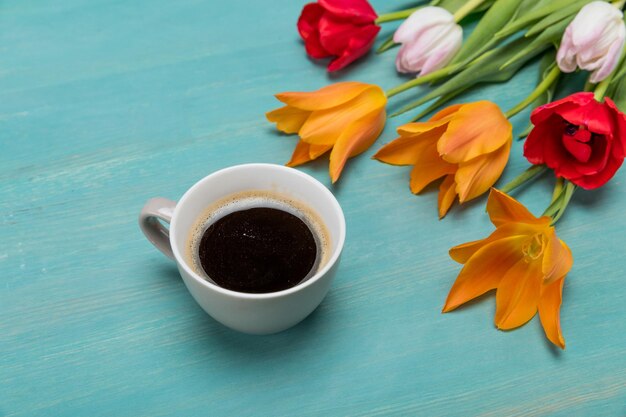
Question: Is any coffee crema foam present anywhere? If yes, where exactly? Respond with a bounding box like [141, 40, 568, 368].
[186, 190, 331, 286]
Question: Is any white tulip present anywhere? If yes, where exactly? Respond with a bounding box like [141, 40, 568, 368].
[557, 1, 626, 83]
[394, 6, 463, 76]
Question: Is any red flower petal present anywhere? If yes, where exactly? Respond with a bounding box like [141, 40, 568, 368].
[605, 97, 626, 157]
[319, 0, 377, 24]
[298, 4, 331, 58]
[327, 24, 379, 71]
[570, 152, 624, 189]
[556, 99, 612, 136]
[570, 134, 611, 176]
[562, 133, 592, 162]
[530, 92, 595, 126]
[318, 13, 358, 55]
[298, 3, 324, 38]
[524, 114, 561, 165]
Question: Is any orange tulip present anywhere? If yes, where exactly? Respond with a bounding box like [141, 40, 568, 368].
[443, 189, 573, 349]
[266, 81, 386, 183]
[373, 101, 512, 217]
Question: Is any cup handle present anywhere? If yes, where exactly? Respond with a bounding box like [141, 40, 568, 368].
[139, 197, 177, 259]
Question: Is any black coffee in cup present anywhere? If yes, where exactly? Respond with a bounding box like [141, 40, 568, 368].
[187, 191, 329, 294]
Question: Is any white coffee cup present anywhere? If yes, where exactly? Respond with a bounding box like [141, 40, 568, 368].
[139, 163, 346, 334]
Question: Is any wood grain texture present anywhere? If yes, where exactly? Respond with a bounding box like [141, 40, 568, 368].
[0, 1, 625, 416]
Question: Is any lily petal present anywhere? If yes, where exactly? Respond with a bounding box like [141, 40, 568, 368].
[538, 277, 566, 349]
[443, 235, 525, 312]
[542, 231, 573, 285]
[449, 222, 546, 264]
[495, 258, 542, 330]
[487, 189, 548, 227]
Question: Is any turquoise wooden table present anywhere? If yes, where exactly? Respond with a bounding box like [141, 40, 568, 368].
[1, 1, 625, 415]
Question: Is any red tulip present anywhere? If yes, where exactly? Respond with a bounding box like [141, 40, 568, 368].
[298, 0, 380, 72]
[524, 92, 626, 189]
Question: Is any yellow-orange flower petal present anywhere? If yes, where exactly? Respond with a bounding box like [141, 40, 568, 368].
[267, 81, 387, 182]
[410, 154, 455, 194]
[266, 106, 310, 134]
[495, 258, 542, 330]
[373, 126, 446, 166]
[396, 116, 455, 136]
[455, 144, 511, 203]
[287, 141, 332, 167]
[438, 174, 457, 218]
[449, 222, 545, 264]
[275, 81, 373, 111]
[444, 189, 573, 349]
[299, 87, 385, 146]
[444, 235, 526, 312]
[487, 188, 549, 226]
[329, 108, 385, 183]
[375, 101, 511, 217]
[542, 232, 573, 285]
[538, 277, 566, 349]
[430, 103, 463, 121]
[437, 101, 512, 164]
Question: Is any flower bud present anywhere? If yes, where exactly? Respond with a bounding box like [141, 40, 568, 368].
[557, 1, 626, 83]
[393, 6, 462, 76]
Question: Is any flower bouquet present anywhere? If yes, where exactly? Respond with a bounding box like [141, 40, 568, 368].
[267, 0, 626, 349]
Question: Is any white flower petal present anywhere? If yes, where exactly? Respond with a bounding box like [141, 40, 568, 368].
[394, 6, 455, 43]
[557, 1, 625, 80]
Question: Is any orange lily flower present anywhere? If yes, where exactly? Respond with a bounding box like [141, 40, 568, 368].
[266, 81, 386, 183]
[373, 101, 512, 217]
[443, 189, 573, 349]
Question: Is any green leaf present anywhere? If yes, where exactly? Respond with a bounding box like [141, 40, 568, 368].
[391, 36, 547, 116]
[376, 33, 398, 54]
[500, 17, 569, 70]
[609, 71, 626, 112]
[524, 2, 581, 37]
[449, 0, 525, 66]
[437, 0, 469, 14]
[517, 51, 560, 138]
[474, 0, 497, 13]
[494, 0, 591, 40]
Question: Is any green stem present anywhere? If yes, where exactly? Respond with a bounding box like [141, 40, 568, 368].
[499, 165, 547, 195]
[504, 65, 560, 119]
[547, 182, 576, 225]
[542, 180, 576, 223]
[375, 7, 420, 24]
[376, 34, 398, 54]
[385, 66, 451, 97]
[453, 0, 487, 22]
[594, 77, 612, 101]
[551, 177, 564, 202]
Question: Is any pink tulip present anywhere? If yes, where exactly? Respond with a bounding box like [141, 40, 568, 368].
[557, 1, 626, 83]
[393, 6, 462, 76]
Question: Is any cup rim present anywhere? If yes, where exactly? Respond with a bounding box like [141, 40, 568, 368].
[169, 163, 346, 300]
